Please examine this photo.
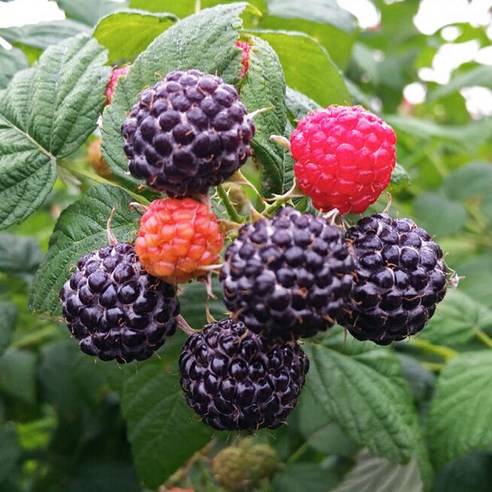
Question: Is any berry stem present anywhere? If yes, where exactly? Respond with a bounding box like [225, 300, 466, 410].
[230, 170, 267, 206]
[286, 441, 309, 465]
[106, 208, 118, 246]
[216, 184, 246, 223]
[472, 327, 492, 349]
[261, 182, 304, 217]
[177, 315, 199, 336]
[409, 337, 458, 360]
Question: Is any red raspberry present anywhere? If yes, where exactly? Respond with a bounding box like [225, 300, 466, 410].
[135, 198, 224, 284]
[290, 105, 396, 214]
[105, 65, 130, 104]
[236, 40, 251, 79]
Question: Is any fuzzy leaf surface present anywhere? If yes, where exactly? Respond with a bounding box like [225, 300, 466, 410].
[251, 30, 350, 106]
[0, 34, 109, 229]
[94, 10, 177, 64]
[121, 356, 212, 488]
[333, 451, 423, 492]
[428, 351, 492, 468]
[101, 3, 250, 189]
[29, 185, 140, 318]
[304, 342, 422, 464]
[240, 35, 287, 195]
[0, 46, 28, 90]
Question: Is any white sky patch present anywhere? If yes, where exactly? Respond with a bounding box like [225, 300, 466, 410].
[461, 86, 492, 117]
[337, 0, 380, 29]
[0, 0, 64, 28]
[404, 82, 427, 105]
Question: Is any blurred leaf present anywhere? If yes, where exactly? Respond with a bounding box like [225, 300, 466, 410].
[297, 389, 357, 457]
[454, 255, 492, 309]
[0, 234, 42, 276]
[55, 0, 127, 26]
[390, 162, 411, 186]
[101, 2, 252, 190]
[273, 462, 339, 492]
[129, 0, 267, 17]
[29, 185, 140, 318]
[428, 351, 492, 468]
[421, 289, 492, 345]
[94, 10, 177, 64]
[0, 46, 28, 90]
[68, 461, 140, 492]
[433, 453, 492, 492]
[240, 35, 287, 195]
[0, 34, 109, 229]
[0, 348, 36, 404]
[303, 343, 424, 465]
[413, 193, 468, 237]
[397, 354, 435, 404]
[251, 30, 350, 106]
[0, 423, 20, 483]
[332, 451, 423, 492]
[0, 20, 89, 51]
[0, 302, 16, 357]
[285, 86, 321, 121]
[429, 65, 492, 102]
[121, 357, 212, 488]
[259, 0, 356, 68]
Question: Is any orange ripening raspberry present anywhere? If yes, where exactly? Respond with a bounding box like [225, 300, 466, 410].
[135, 198, 224, 284]
[290, 105, 396, 215]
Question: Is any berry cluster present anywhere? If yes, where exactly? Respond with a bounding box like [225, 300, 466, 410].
[61, 65, 451, 432]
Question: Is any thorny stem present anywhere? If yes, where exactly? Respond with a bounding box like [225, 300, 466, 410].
[216, 184, 246, 223]
[286, 441, 310, 465]
[472, 327, 492, 349]
[194, 0, 201, 14]
[409, 338, 458, 361]
[423, 361, 445, 372]
[261, 182, 304, 217]
[128, 201, 148, 214]
[232, 169, 267, 207]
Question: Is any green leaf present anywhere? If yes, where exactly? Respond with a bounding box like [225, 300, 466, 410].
[428, 351, 492, 468]
[0, 348, 36, 403]
[0, 20, 89, 51]
[433, 453, 492, 492]
[303, 343, 419, 464]
[29, 185, 140, 318]
[129, 0, 267, 17]
[101, 2, 251, 189]
[0, 423, 20, 483]
[413, 193, 468, 237]
[0, 46, 28, 90]
[0, 34, 109, 229]
[429, 65, 492, 102]
[0, 302, 16, 357]
[94, 10, 177, 64]
[239, 35, 287, 195]
[55, 0, 127, 26]
[390, 162, 411, 187]
[455, 255, 492, 309]
[285, 86, 321, 120]
[297, 389, 357, 457]
[273, 462, 339, 492]
[0, 234, 42, 276]
[69, 461, 140, 492]
[332, 451, 423, 492]
[251, 30, 350, 107]
[121, 356, 212, 488]
[421, 289, 492, 345]
[259, 0, 356, 68]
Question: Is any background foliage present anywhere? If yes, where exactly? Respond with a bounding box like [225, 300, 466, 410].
[0, 0, 491, 491]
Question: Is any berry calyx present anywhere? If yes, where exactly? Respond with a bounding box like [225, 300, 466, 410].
[179, 318, 309, 431]
[122, 69, 255, 197]
[220, 207, 354, 340]
[338, 213, 447, 345]
[60, 242, 179, 363]
[290, 105, 397, 214]
[105, 65, 130, 104]
[135, 198, 224, 284]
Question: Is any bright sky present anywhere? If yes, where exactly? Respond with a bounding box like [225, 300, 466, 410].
[1, 0, 492, 115]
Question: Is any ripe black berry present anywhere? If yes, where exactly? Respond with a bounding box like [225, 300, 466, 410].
[122, 69, 255, 197]
[179, 318, 309, 431]
[60, 242, 179, 363]
[220, 207, 354, 340]
[338, 214, 447, 345]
